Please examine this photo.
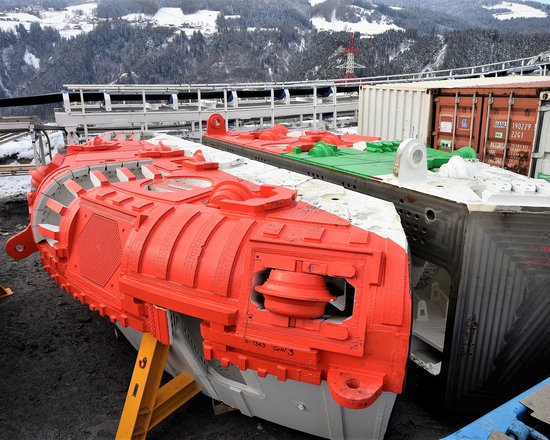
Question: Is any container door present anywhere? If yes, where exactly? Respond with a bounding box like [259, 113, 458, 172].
[532, 101, 550, 180]
[432, 93, 483, 153]
[479, 94, 538, 176]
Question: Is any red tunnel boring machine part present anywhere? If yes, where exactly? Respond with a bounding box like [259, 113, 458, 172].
[6, 133, 411, 409]
[205, 113, 381, 154]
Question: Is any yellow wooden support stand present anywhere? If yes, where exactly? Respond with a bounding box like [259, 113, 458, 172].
[116, 333, 201, 440]
[0, 283, 14, 300]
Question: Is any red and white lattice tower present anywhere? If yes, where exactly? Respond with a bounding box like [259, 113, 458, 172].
[336, 32, 365, 79]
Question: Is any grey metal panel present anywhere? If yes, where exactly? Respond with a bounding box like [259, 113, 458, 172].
[446, 211, 550, 412]
[117, 313, 396, 440]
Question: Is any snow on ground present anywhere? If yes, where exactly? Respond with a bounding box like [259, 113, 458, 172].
[247, 27, 277, 32]
[0, 132, 64, 200]
[0, 2, 97, 38]
[308, 0, 327, 6]
[23, 50, 40, 70]
[0, 175, 31, 200]
[334, 125, 358, 135]
[121, 13, 151, 22]
[153, 7, 185, 26]
[483, 1, 547, 20]
[311, 15, 401, 35]
[0, 12, 40, 32]
[40, 2, 97, 38]
[153, 8, 219, 35]
[389, 6, 403, 11]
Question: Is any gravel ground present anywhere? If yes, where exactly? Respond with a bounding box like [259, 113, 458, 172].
[0, 198, 462, 440]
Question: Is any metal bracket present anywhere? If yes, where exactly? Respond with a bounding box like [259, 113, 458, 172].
[116, 333, 201, 440]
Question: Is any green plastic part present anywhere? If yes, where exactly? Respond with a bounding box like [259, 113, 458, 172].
[308, 142, 338, 157]
[366, 140, 400, 153]
[453, 146, 477, 159]
[281, 139, 473, 179]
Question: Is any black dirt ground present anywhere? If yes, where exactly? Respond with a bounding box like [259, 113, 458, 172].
[0, 198, 462, 440]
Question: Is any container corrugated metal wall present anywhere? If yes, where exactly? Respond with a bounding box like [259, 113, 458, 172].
[358, 85, 433, 144]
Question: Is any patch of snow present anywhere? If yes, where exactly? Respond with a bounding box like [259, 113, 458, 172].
[0, 174, 32, 200]
[121, 13, 152, 22]
[247, 27, 277, 32]
[153, 7, 185, 26]
[483, 2, 547, 20]
[433, 39, 447, 70]
[389, 6, 403, 11]
[334, 126, 358, 135]
[0, 2, 99, 38]
[0, 12, 40, 32]
[225, 15, 241, 19]
[23, 50, 40, 70]
[0, 132, 64, 163]
[65, 2, 97, 16]
[153, 8, 219, 35]
[311, 15, 401, 35]
[389, 40, 412, 61]
[0, 131, 64, 201]
[308, 0, 327, 5]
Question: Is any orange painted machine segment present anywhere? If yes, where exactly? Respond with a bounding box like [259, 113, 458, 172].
[6, 134, 410, 409]
[205, 113, 380, 154]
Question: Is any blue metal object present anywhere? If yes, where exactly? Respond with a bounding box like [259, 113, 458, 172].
[444, 378, 550, 439]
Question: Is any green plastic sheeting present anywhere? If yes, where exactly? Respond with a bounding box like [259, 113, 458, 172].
[281, 141, 477, 179]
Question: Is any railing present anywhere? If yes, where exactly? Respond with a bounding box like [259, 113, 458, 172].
[64, 51, 550, 91]
[51, 50, 550, 139]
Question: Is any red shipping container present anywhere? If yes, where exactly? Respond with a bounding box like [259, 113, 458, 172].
[432, 82, 548, 176]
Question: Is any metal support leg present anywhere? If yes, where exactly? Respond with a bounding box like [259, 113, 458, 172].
[0, 283, 13, 300]
[30, 129, 40, 166]
[116, 333, 201, 440]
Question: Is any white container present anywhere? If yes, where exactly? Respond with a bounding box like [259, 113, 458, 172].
[358, 84, 434, 144]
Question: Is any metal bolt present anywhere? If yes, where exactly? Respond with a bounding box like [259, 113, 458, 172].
[296, 403, 306, 411]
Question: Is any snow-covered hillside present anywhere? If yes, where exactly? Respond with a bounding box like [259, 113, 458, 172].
[0, 2, 220, 39]
[0, 2, 97, 38]
[311, 4, 402, 35]
[0, 1, 404, 40]
[483, 2, 548, 20]
[312, 15, 401, 35]
[123, 8, 220, 36]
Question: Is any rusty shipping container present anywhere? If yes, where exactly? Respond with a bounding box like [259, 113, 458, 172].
[432, 83, 550, 176]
